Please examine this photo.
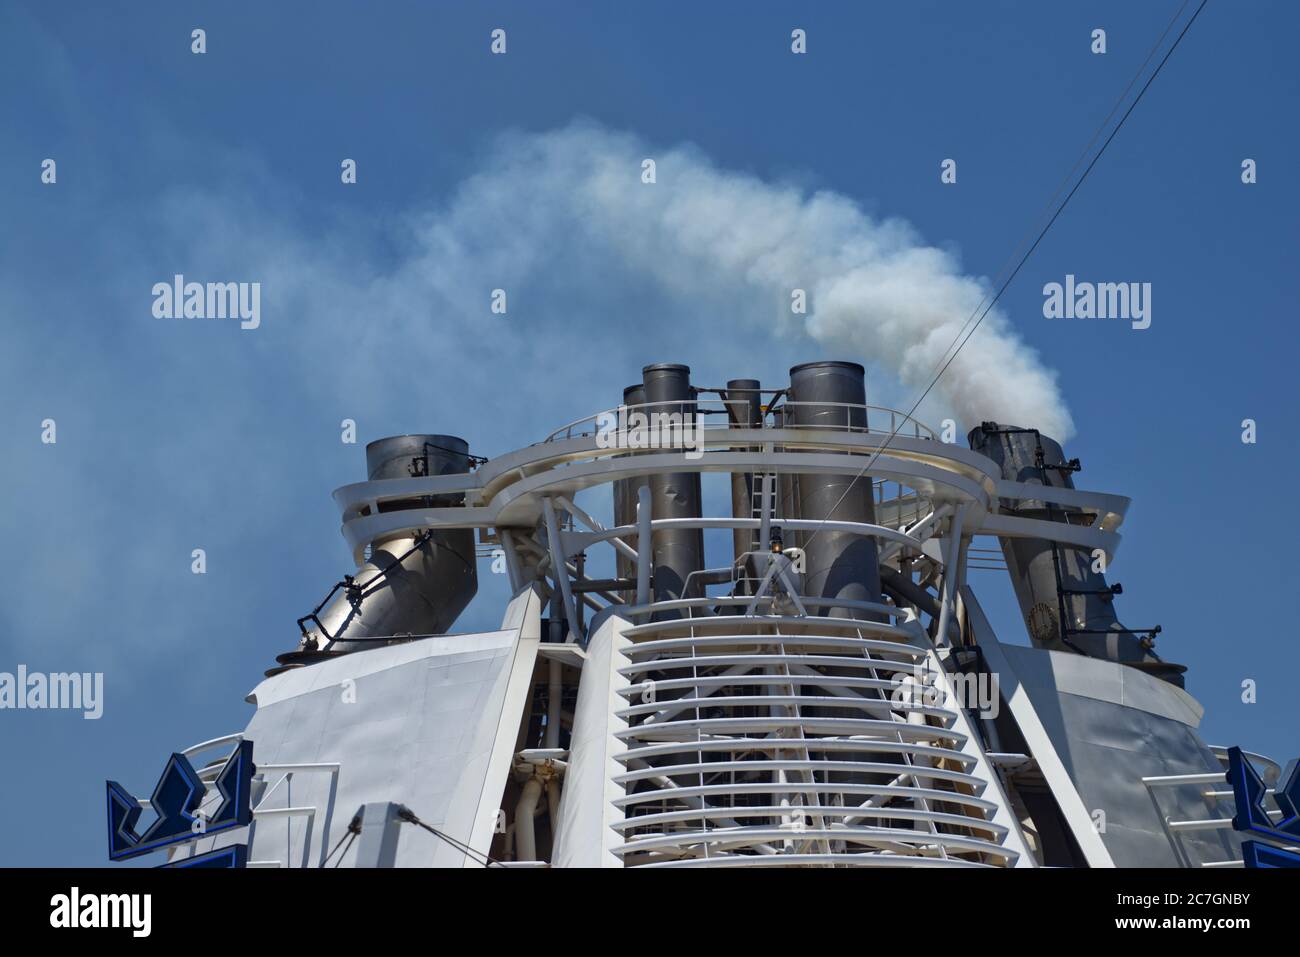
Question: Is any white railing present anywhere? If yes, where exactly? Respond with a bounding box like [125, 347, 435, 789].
[538, 398, 937, 444]
[1141, 746, 1285, 868]
[170, 734, 342, 869]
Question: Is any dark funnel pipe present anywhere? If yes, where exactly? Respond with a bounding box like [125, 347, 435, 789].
[787, 361, 883, 620]
[642, 363, 704, 614]
[614, 383, 646, 603]
[725, 378, 763, 564]
[968, 423, 1184, 686]
[317, 434, 478, 652]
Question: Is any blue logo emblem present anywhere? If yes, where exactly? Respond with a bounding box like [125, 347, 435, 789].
[107, 739, 254, 863]
[1225, 745, 1300, 867]
[1241, 840, 1300, 868]
[162, 844, 250, 868]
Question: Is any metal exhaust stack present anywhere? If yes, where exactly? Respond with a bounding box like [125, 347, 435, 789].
[641, 363, 704, 613]
[786, 361, 883, 619]
[968, 423, 1184, 686]
[614, 383, 646, 602]
[724, 378, 763, 564]
[301, 434, 478, 654]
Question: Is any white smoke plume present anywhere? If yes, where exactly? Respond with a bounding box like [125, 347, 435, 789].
[397, 121, 1074, 439]
[0, 119, 1075, 667]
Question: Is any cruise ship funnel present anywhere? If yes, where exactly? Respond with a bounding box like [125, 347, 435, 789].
[301, 434, 478, 654]
[786, 361, 883, 619]
[641, 363, 704, 612]
[968, 423, 1183, 685]
[724, 378, 763, 563]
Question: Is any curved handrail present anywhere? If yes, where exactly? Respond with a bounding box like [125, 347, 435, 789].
[538, 397, 938, 444]
[1209, 745, 1282, 784]
[181, 732, 244, 759]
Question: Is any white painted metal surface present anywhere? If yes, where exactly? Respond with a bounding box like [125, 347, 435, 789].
[178, 589, 542, 868]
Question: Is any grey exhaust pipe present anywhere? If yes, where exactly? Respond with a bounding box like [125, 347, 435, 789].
[724, 378, 763, 565]
[300, 434, 478, 654]
[787, 361, 883, 619]
[614, 383, 646, 603]
[969, 423, 1184, 686]
[642, 363, 704, 615]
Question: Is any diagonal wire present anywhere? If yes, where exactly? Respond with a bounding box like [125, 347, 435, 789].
[397, 806, 504, 867]
[800, 0, 1209, 551]
[330, 831, 358, 867]
[320, 816, 361, 868]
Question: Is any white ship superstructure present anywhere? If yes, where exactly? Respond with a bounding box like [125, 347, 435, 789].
[130, 360, 1284, 869]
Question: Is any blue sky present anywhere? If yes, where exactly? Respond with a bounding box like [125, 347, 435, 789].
[1, 1, 1296, 865]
